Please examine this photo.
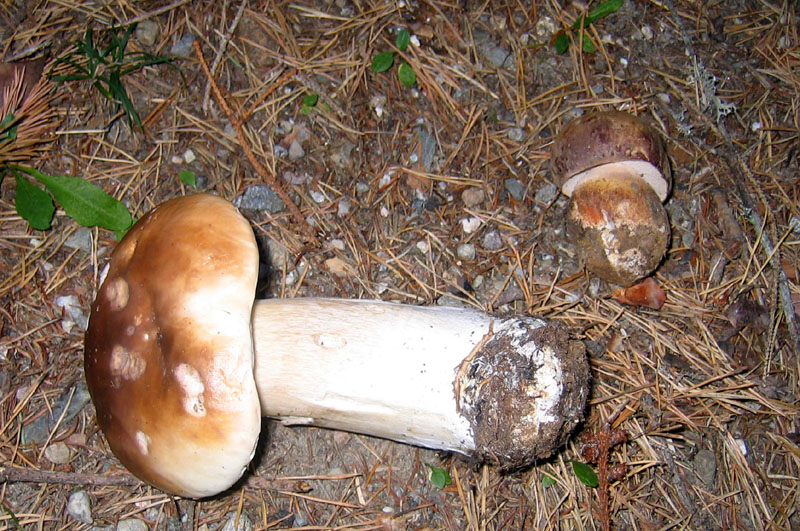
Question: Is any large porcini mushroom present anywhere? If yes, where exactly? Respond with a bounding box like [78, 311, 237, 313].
[84, 193, 589, 498]
[551, 110, 672, 286]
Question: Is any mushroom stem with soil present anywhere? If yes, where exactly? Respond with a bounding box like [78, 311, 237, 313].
[84, 193, 589, 498]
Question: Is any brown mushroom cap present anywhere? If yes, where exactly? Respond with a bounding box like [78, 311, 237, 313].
[84, 194, 262, 498]
[551, 110, 672, 201]
[567, 172, 670, 286]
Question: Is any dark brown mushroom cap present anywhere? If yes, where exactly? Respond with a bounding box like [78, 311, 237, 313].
[84, 194, 261, 498]
[551, 110, 672, 201]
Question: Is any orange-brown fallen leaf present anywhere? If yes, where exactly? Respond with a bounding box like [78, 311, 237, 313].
[612, 277, 666, 310]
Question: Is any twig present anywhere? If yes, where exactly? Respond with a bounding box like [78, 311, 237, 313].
[0, 466, 141, 487]
[192, 39, 319, 245]
[202, 0, 249, 113]
[121, 0, 192, 27]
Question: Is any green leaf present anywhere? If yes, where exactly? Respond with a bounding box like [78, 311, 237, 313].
[178, 169, 197, 188]
[371, 51, 395, 73]
[12, 165, 133, 233]
[554, 32, 571, 54]
[302, 93, 319, 108]
[579, 32, 597, 53]
[397, 62, 417, 87]
[541, 474, 556, 489]
[1, 113, 17, 142]
[14, 175, 55, 230]
[569, 460, 598, 488]
[587, 0, 624, 24]
[426, 464, 452, 489]
[396, 28, 411, 51]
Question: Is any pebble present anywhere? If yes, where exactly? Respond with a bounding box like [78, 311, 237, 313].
[221, 512, 253, 531]
[461, 188, 485, 207]
[64, 227, 92, 253]
[45, 441, 71, 464]
[331, 141, 355, 169]
[474, 31, 513, 69]
[288, 139, 305, 160]
[310, 190, 325, 203]
[416, 128, 437, 171]
[416, 241, 430, 253]
[183, 148, 196, 164]
[507, 127, 526, 143]
[534, 183, 558, 205]
[233, 185, 285, 214]
[692, 449, 717, 489]
[134, 20, 159, 47]
[460, 217, 481, 233]
[481, 230, 503, 250]
[504, 178, 526, 201]
[274, 144, 288, 158]
[67, 490, 92, 524]
[457, 243, 476, 261]
[355, 182, 369, 196]
[55, 295, 89, 333]
[116, 518, 148, 531]
[23, 382, 92, 443]
[337, 199, 351, 217]
[170, 34, 195, 57]
[292, 513, 309, 528]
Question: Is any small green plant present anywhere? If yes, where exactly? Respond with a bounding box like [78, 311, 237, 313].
[371, 28, 417, 87]
[300, 93, 319, 115]
[425, 464, 452, 489]
[6, 165, 133, 239]
[178, 169, 197, 188]
[568, 459, 599, 488]
[552, 0, 623, 54]
[52, 24, 173, 131]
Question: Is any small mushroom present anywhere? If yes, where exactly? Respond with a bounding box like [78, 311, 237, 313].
[84, 193, 589, 498]
[551, 110, 672, 286]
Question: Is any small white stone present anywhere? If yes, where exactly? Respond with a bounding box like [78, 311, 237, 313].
[45, 441, 72, 464]
[620, 57, 629, 67]
[183, 148, 196, 164]
[310, 190, 325, 203]
[378, 173, 392, 187]
[337, 199, 351, 217]
[170, 155, 183, 164]
[734, 438, 748, 456]
[67, 490, 93, 524]
[288, 139, 305, 160]
[329, 238, 345, 250]
[416, 240, 430, 253]
[380, 206, 389, 217]
[410, 35, 420, 47]
[751, 121, 762, 132]
[640, 25, 654, 40]
[457, 243, 476, 261]
[460, 217, 481, 233]
[116, 518, 149, 531]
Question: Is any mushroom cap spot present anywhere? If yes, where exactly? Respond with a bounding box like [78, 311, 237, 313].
[551, 111, 672, 201]
[175, 363, 207, 417]
[135, 431, 150, 455]
[105, 278, 129, 311]
[83, 193, 262, 498]
[109, 345, 146, 381]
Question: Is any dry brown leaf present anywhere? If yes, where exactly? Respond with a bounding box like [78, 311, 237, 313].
[612, 277, 666, 310]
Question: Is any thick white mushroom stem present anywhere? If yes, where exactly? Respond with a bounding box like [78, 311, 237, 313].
[252, 298, 588, 467]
